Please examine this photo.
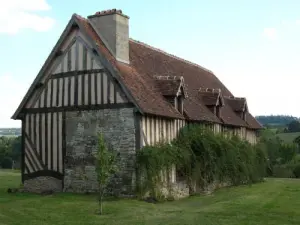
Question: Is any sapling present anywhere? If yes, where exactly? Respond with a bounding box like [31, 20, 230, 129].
[95, 133, 118, 215]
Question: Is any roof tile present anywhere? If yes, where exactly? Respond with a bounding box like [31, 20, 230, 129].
[75, 14, 262, 129]
[225, 97, 246, 112]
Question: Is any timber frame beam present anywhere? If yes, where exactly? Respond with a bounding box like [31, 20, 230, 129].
[22, 103, 134, 114]
[50, 69, 106, 79]
[23, 170, 64, 181]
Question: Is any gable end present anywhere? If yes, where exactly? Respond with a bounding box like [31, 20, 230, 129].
[12, 15, 142, 119]
[25, 37, 129, 111]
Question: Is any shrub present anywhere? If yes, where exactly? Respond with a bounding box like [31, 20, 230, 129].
[136, 124, 268, 199]
[293, 164, 300, 178]
[272, 165, 295, 178]
[136, 142, 179, 200]
[1, 157, 13, 169]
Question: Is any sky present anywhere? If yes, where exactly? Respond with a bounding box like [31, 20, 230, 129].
[1, 0, 300, 127]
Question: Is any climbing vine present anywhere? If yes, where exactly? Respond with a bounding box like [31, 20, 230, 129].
[136, 142, 179, 198]
[136, 124, 268, 200]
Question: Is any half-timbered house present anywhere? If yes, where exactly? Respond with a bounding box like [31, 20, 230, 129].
[12, 9, 262, 195]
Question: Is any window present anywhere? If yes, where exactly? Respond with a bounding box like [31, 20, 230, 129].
[216, 105, 221, 118]
[177, 95, 184, 114]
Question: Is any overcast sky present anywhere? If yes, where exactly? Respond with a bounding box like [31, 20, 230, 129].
[1, 0, 300, 127]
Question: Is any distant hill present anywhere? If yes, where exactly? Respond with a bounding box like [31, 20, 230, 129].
[0, 128, 21, 137]
[255, 115, 299, 127]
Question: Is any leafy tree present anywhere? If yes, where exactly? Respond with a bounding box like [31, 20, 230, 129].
[279, 144, 297, 164]
[256, 115, 299, 127]
[1, 156, 13, 169]
[287, 120, 300, 132]
[0, 136, 21, 168]
[95, 133, 118, 215]
[293, 164, 300, 178]
[11, 136, 21, 162]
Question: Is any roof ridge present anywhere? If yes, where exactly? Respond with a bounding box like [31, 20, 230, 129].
[224, 96, 246, 100]
[199, 87, 221, 93]
[72, 18, 213, 75]
[154, 75, 181, 80]
[73, 13, 85, 20]
[129, 38, 214, 74]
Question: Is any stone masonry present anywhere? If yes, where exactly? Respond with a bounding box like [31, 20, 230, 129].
[23, 176, 62, 193]
[64, 108, 136, 196]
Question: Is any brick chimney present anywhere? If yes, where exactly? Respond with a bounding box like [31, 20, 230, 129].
[88, 9, 129, 64]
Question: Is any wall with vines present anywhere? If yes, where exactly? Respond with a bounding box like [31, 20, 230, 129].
[136, 124, 268, 201]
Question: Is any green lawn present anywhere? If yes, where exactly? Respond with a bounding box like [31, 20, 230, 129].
[277, 132, 300, 143]
[1, 171, 300, 225]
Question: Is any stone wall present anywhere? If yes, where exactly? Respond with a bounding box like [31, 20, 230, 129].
[170, 181, 190, 199]
[64, 108, 136, 196]
[23, 176, 62, 193]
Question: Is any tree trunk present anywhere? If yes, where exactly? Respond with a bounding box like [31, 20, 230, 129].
[98, 187, 103, 215]
[99, 195, 103, 215]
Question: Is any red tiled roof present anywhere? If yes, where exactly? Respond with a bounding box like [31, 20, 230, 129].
[154, 76, 182, 97]
[225, 97, 246, 112]
[76, 15, 184, 119]
[184, 96, 221, 123]
[245, 113, 262, 129]
[75, 14, 262, 129]
[198, 89, 221, 106]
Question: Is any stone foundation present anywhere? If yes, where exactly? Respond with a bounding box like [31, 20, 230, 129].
[64, 108, 136, 196]
[201, 181, 231, 194]
[171, 181, 190, 199]
[23, 176, 62, 193]
[164, 181, 190, 200]
[157, 179, 231, 200]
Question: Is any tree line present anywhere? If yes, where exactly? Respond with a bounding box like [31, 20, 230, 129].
[259, 129, 300, 178]
[0, 136, 21, 169]
[256, 115, 299, 126]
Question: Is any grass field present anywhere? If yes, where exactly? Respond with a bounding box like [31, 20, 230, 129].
[1, 171, 300, 225]
[277, 132, 300, 144]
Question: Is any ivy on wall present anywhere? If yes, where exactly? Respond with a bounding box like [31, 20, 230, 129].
[136, 124, 268, 200]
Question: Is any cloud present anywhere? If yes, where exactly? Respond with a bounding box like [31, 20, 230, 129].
[0, 0, 55, 34]
[262, 28, 277, 40]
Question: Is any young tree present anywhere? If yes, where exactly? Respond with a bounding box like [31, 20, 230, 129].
[95, 133, 118, 215]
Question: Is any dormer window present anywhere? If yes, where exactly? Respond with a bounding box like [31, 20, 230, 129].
[198, 88, 224, 119]
[224, 96, 248, 121]
[154, 75, 187, 114]
[177, 93, 184, 114]
[216, 105, 221, 118]
[242, 111, 247, 120]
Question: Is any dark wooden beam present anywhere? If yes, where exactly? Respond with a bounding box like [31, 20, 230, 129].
[35, 82, 44, 90]
[11, 17, 79, 120]
[71, 23, 79, 29]
[23, 170, 64, 181]
[51, 69, 106, 79]
[62, 111, 66, 189]
[74, 28, 144, 115]
[92, 48, 98, 55]
[21, 119, 25, 183]
[22, 103, 134, 114]
[55, 50, 63, 57]
[24, 132, 46, 170]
